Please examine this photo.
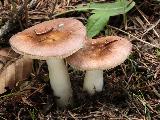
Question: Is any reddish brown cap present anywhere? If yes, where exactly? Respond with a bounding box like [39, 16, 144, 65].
[66, 36, 132, 70]
[9, 18, 86, 60]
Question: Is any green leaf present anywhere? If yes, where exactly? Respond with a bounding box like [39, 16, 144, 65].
[76, 0, 135, 38]
[87, 13, 110, 38]
[77, 0, 135, 15]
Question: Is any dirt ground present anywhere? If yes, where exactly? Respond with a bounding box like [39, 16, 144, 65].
[0, 0, 160, 120]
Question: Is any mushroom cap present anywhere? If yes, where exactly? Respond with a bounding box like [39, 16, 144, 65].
[9, 18, 86, 60]
[66, 36, 132, 70]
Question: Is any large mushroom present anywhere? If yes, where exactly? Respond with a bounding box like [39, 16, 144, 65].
[9, 18, 86, 107]
[66, 36, 132, 94]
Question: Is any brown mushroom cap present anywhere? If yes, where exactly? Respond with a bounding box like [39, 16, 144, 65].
[66, 36, 132, 70]
[9, 18, 86, 59]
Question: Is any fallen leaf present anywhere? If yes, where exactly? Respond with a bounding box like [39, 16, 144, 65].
[0, 48, 33, 94]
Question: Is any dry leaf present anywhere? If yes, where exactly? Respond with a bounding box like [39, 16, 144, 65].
[0, 48, 33, 94]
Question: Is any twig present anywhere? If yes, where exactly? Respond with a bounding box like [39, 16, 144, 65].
[107, 25, 160, 49]
[0, 21, 11, 38]
[0, 0, 37, 39]
[136, 6, 159, 38]
[0, 116, 7, 120]
[120, 64, 128, 79]
[0, 55, 22, 73]
[24, 0, 28, 27]
[28, 0, 37, 9]
[18, 108, 25, 120]
[142, 19, 160, 37]
[68, 111, 78, 120]
[10, 0, 23, 30]
[152, 87, 160, 98]
[51, 0, 57, 17]
[25, 84, 45, 99]
[138, 79, 160, 89]
[51, 7, 104, 18]
[154, 64, 160, 79]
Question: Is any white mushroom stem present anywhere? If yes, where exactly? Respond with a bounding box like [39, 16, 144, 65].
[83, 70, 103, 95]
[46, 58, 72, 107]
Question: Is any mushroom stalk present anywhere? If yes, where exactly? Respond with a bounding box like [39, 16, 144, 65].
[83, 70, 103, 95]
[46, 58, 72, 107]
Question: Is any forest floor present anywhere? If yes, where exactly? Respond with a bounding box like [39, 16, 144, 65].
[0, 0, 160, 120]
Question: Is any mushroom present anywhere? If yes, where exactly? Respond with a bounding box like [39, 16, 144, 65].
[66, 36, 132, 94]
[9, 18, 86, 107]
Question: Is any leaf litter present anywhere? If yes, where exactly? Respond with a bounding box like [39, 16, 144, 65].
[0, 0, 160, 119]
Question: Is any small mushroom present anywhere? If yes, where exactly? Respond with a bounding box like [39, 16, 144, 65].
[9, 18, 86, 107]
[66, 36, 132, 94]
